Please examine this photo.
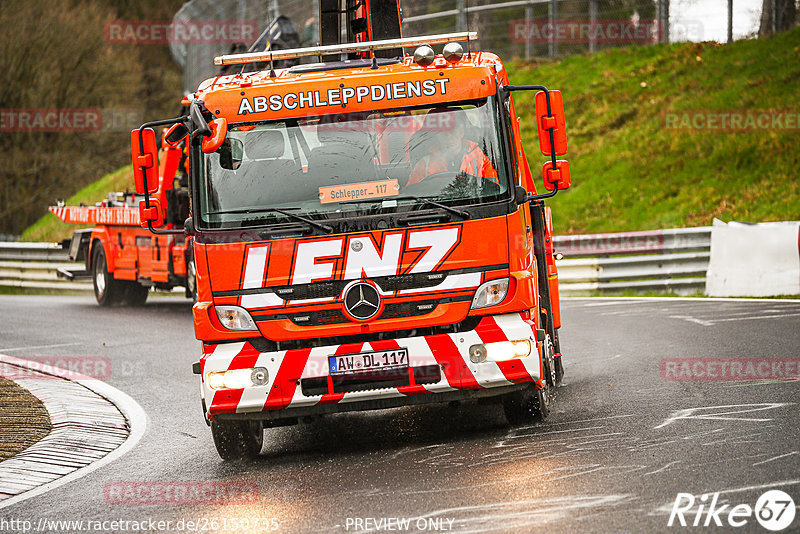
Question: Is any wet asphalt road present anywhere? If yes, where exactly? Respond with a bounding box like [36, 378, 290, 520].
[0, 295, 799, 533]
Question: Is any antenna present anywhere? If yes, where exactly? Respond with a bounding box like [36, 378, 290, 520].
[465, 0, 471, 59]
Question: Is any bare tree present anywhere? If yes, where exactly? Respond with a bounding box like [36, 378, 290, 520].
[759, 0, 799, 37]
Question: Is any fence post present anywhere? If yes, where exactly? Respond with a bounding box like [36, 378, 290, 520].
[457, 0, 467, 32]
[548, 0, 558, 58]
[525, 2, 533, 60]
[589, 0, 597, 53]
[727, 0, 733, 43]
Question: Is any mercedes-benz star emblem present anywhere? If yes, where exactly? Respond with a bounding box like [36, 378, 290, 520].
[342, 280, 381, 321]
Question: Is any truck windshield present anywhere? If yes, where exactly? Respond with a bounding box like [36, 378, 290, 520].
[198, 98, 510, 229]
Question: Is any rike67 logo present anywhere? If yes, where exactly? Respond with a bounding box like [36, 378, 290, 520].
[668, 490, 796, 531]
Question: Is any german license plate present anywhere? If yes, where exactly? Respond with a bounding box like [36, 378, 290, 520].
[329, 348, 408, 375]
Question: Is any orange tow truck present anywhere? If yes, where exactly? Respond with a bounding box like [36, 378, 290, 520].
[133, 0, 572, 460]
[50, 136, 193, 306]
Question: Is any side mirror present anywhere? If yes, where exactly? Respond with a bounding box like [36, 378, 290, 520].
[139, 198, 164, 228]
[184, 217, 195, 236]
[164, 123, 189, 148]
[542, 160, 571, 191]
[534, 90, 568, 157]
[131, 128, 159, 195]
[201, 118, 228, 154]
[514, 185, 528, 204]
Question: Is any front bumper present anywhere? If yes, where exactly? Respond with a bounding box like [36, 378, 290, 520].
[200, 312, 541, 421]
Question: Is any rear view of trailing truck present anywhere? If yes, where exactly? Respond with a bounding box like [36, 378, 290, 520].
[132, 0, 572, 460]
[49, 138, 193, 306]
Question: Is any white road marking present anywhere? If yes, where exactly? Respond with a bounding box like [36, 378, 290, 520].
[565, 296, 800, 303]
[723, 377, 800, 387]
[0, 342, 83, 352]
[544, 414, 636, 426]
[668, 315, 714, 326]
[644, 460, 681, 476]
[655, 403, 794, 429]
[752, 451, 799, 466]
[708, 312, 800, 323]
[669, 311, 800, 326]
[493, 425, 606, 448]
[580, 300, 656, 307]
[0, 353, 148, 510]
[411, 494, 634, 534]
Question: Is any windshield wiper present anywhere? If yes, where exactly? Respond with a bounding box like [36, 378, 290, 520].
[204, 207, 333, 233]
[341, 195, 469, 219]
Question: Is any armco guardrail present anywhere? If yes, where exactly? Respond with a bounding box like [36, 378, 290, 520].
[0, 242, 91, 291]
[554, 227, 712, 295]
[2, 228, 712, 295]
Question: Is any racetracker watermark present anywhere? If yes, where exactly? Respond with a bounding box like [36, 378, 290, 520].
[509, 19, 662, 44]
[0, 357, 112, 380]
[104, 481, 258, 505]
[668, 489, 796, 530]
[660, 358, 800, 382]
[664, 110, 800, 132]
[0, 516, 279, 532]
[345, 517, 455, 531]
[1, 108, 142, 133]
[105, 20, 257, 44]
[556, 230, 664, 256]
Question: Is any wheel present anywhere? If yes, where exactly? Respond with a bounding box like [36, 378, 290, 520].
[185, 256, 197, 303]
[550, 324, 564, 386]
[122, 282, 149, 306]
[554, 355, 565, 386]
[211, 419, 263, 461]
[503, 335, 554, 424]
[503, 384, 550, 424]
[92, 245, 126, 307]
[542, 334, 557, 388]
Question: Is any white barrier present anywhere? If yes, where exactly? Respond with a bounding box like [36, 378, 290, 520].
[705, 219, 800, 297]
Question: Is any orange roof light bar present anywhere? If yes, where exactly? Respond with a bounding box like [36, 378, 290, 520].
[214, 31, 478, 66]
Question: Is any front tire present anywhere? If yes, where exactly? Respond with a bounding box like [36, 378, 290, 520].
[211, 419, 263, 461]
[503, 335, 554, 424]
[503, 384, 550, 424]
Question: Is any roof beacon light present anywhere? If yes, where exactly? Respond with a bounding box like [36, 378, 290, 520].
[215, 31, 478, 66]
[443, 42, 464, 63]
[413, 45, 435, 66]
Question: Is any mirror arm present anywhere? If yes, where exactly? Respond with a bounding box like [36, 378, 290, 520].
[147, 221, 184, 236]
[526, 182, 559, 202]
[189, 100, 212, 138]
[135, 116, 186, 235]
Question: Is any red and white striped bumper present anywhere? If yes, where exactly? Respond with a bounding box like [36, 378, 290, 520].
[200, 312, 541, 419]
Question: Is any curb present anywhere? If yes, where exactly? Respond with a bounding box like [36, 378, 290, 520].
[0, 354, 147, 509]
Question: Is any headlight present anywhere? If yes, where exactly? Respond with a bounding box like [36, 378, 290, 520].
[215, 305, 258, 331]
[471, 278, 509, 309]
[207, 367, 269, 390]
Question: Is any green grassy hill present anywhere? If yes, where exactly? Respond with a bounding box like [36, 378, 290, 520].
[511, 28, 800, 234]
[20, 167, 134, 243]
[22, 30, 800, 241]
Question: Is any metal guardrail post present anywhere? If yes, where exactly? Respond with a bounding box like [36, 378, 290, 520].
[548, 0, 558, 58]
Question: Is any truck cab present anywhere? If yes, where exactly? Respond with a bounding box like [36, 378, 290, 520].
[133, 16, 570, 461]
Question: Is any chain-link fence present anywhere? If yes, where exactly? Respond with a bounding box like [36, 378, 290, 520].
[403, 0, 667, 60]
[172, 0, 775, 91]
